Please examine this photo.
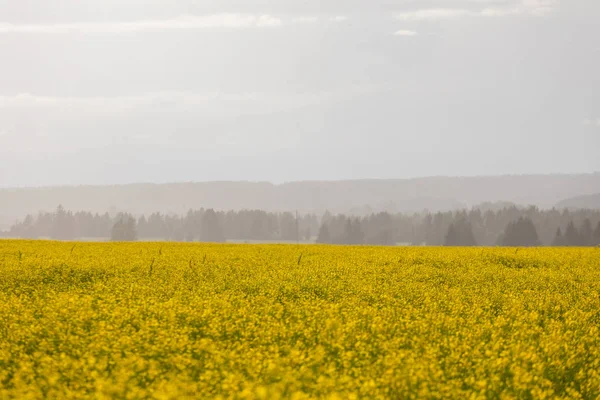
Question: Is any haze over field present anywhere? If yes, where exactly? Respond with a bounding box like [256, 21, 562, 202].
[3, 3, 600, 396]
[1, 0, 599, 187]
[1, 174, 600, 231]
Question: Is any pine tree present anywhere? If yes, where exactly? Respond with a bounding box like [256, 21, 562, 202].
[110, 214, 137, 241]
[444, 223, 459, 246]
[579, 219, 593, 247]
[125, 217, 138, 241]
[551, 227, 564, 246]
[500, 217, 540, 247]
[137, 215, 148, 238]
[444, 218, 476, 246]
[316, 224, 330, 244]
[457, 218, 477, 246]
[200, 209, 225, 243]
[564, 221, 580, 246]
[593, 222, 600, 246]
[52, 204, 75, 240]
[110, 219, 123, 241]
[343, 219, 364, 245]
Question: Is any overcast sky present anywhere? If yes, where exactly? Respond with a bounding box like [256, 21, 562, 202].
[0, 0, 599, 186]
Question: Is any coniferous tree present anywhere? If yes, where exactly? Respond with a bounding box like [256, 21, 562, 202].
[352, 219, 365, 244]
[343, 219, 364, 245]
[444, 223, 459, 246]
[552, 227, 564, 246]
[110, 214, 137, 241]
[500, 217, 540, 247]
[125, 217, 138, 241]
[457, 217, 477, 246]
[316, 224, 330, 244]
[445, 217, 476, 246]
[328, 216, 348, 244]
[579, 219, 593, 246]
[200, 209, 225, 243]
[137, 215, 148, 239]
[52, 205, 75, 240]
[20, 215, 37, 238]
[183, 210, 196, 242]
[110, 220, 124, 241]
[593, 222, 600, 246]
[372, 228, 395, 246]
[6, 204, 600, 246]
[279, 212, 297, 241]
[564, 221, 580, 246]
[364, 212, 396, 246]
[343, 220, 354, 244]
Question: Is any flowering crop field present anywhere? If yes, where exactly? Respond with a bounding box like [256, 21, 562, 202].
[0, 241, 599, 399]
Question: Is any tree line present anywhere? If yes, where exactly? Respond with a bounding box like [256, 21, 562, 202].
[2, 205, 319, 243]
[316, 209, 600, 247]
[2, 205, 600, 247]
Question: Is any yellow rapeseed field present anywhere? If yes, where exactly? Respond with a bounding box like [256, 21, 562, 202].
[0, 240, 599, 399]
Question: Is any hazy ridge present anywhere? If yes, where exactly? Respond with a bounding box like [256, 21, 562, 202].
[556, 193, 600, 210]
[2, 173, 599, 229]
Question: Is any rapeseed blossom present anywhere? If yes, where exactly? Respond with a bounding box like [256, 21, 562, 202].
[0, 241, 599, 398]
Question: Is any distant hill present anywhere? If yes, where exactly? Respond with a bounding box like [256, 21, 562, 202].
[346, 197, 467, 216]
[556, 193, 600, 210]
[473, 201, 522, 212]
[1, 173, 600, 228]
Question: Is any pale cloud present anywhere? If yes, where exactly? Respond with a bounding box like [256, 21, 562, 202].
[330, 16, 349, 23]
[395, 0, 557, 21]
[0, 86, 382, 117]
[292, 16, 319, 24]
[583, 118, 600, 127]
[0, 92, 275, 116]
[394, 30, 418, 36]
[521, 0, 557, 15]
[395, 9, 471, 21]
[0, 13, 358, 34]
[0, 14, 284, 34]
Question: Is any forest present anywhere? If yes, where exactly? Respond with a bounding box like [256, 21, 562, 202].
[3, 205, 600, 247]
